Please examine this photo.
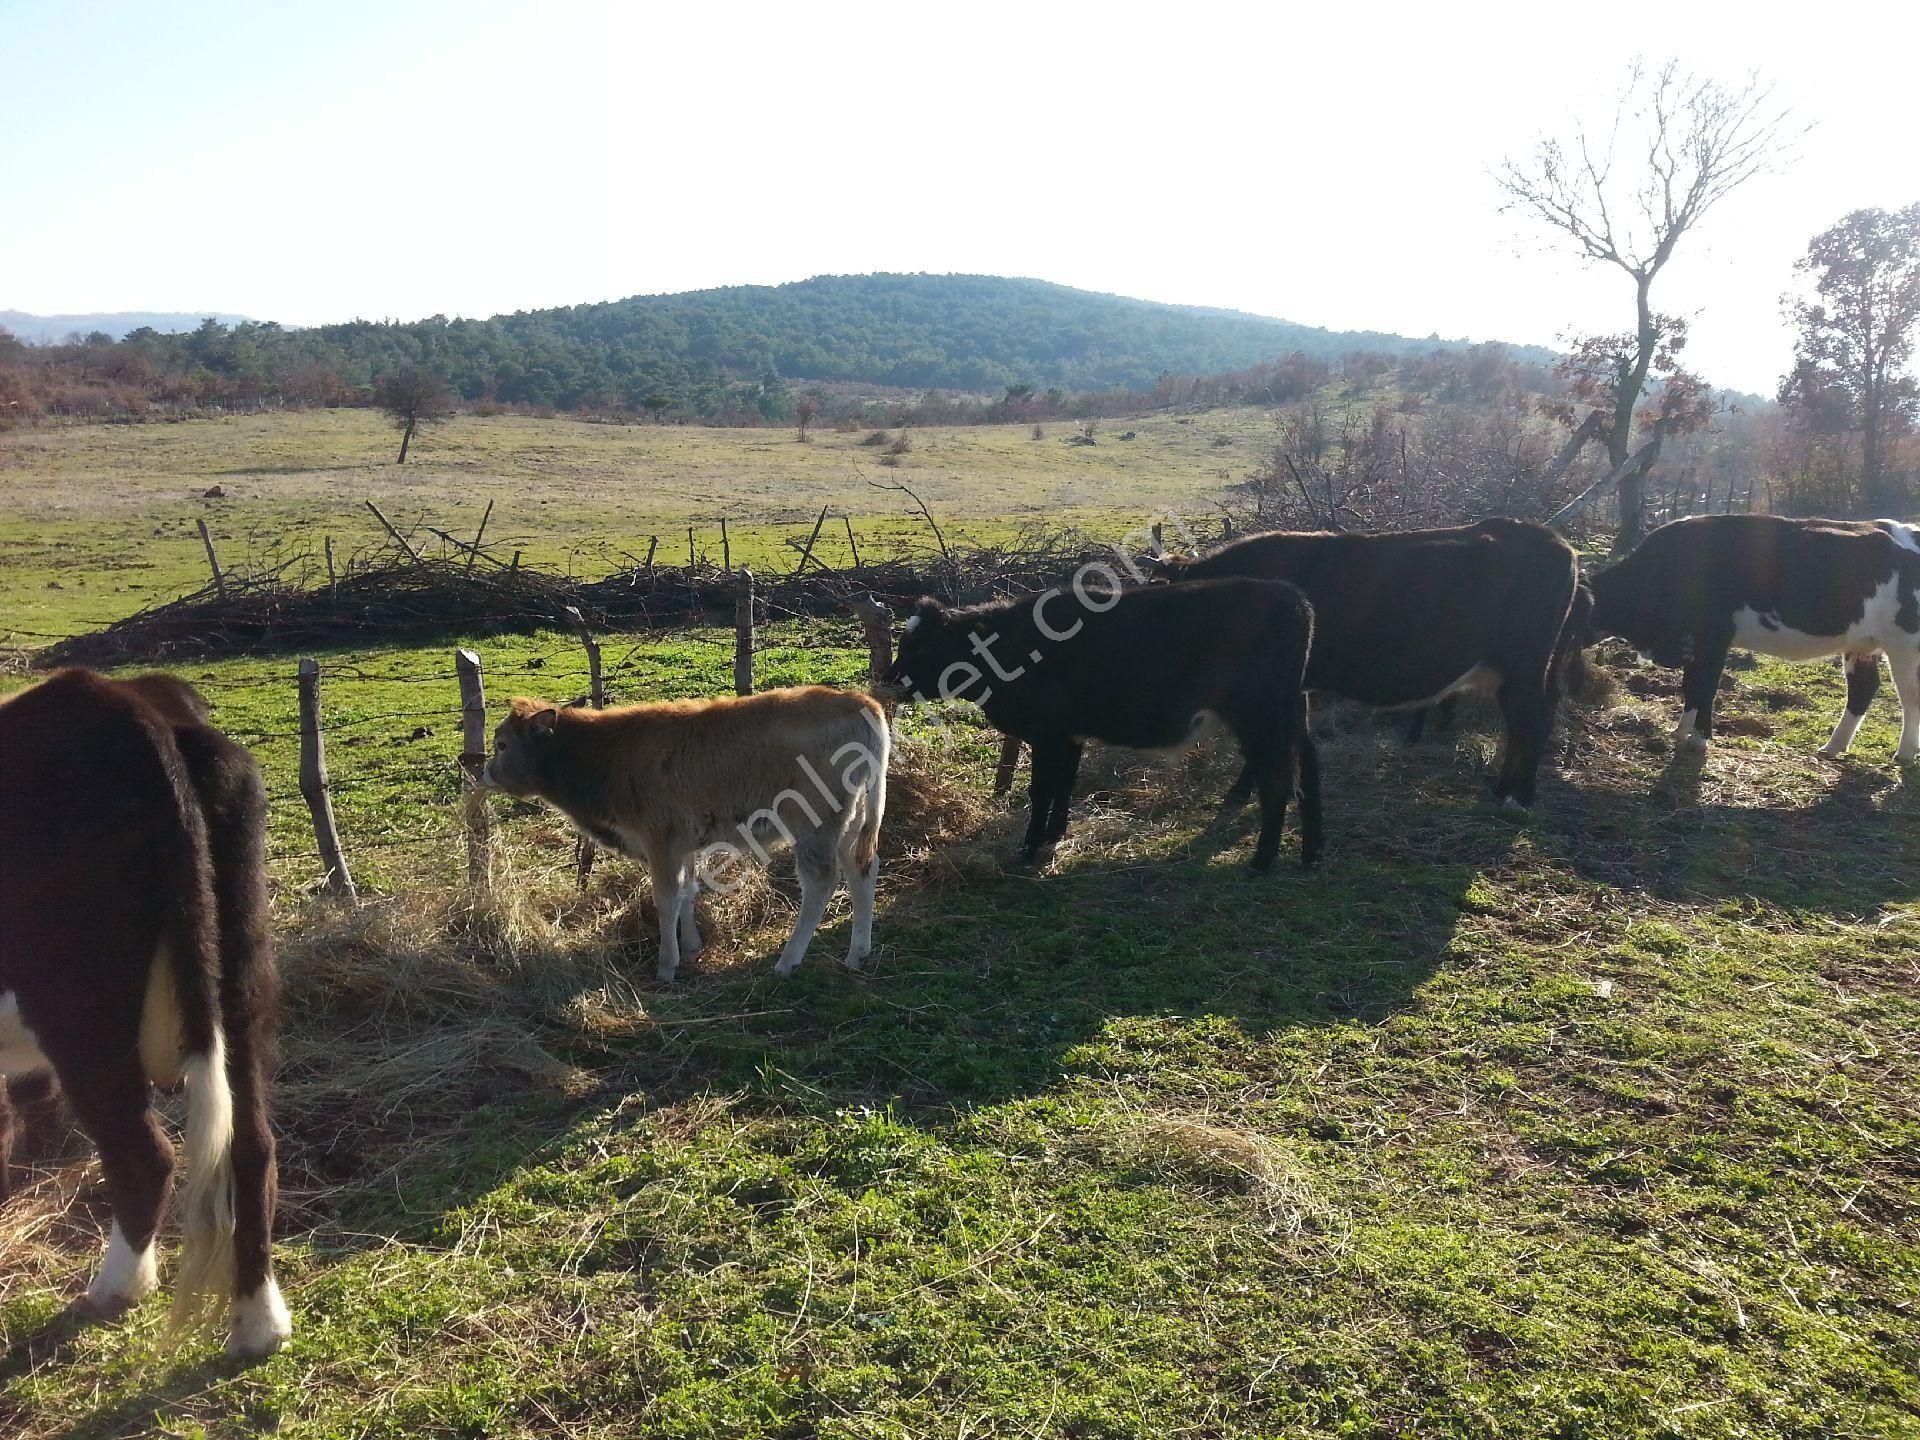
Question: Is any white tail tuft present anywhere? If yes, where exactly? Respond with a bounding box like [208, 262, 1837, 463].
[167, 1028, 237, 1338]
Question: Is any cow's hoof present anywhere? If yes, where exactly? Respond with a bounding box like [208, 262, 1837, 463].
[226, 1281, 293, 1360]
[842, 949, 867, 972]
[1500, 795, 1531, 818]
[1677, 732, 1709, 753]
[1816, 744, 1847, 760]
[654, 960, 679, 983]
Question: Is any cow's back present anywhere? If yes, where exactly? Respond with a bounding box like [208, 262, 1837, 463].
[1177, 521, 1575, 706]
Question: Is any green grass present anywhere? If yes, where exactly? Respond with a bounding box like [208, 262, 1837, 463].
[2, 413, 1917, 1437]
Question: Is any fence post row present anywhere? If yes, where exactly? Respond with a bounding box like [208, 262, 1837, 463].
[455, 647, 492, 887]
[296, 657, 356, 900]
[734, 567, 756, 697]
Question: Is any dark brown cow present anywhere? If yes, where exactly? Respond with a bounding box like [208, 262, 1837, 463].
[1156, 518, 1581, 810]
[883, 577, 1322, 870]
[0, 668, 291, 1358]
[1587, 515, 1920, 761]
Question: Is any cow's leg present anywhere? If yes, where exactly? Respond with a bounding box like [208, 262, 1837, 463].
[774, 834, 837, 975]
[675, 872, 704, 963]
[1406, 696, 1459, 745]
[1021, 741, 1065, 861]
[1888, 643, 1920, 763]
[1819, 656, 1883, 758]
[1223, 759, 1257, 806]
[1295, 720, 1325, 869]
[1233, 709, 1297, 872]
[650, 854, 690, 982]
[64, 1059, 171, 1317]
[0, 1085, 13, 1205]
[1675, 637, 1731, 749]
[1042, 741, 1084, 843]
[222, 1017, 290, 1357]
[1491, 676, 1551, 810]
[833, 828, 879, 971]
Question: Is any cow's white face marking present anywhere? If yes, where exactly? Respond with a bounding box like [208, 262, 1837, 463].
[902, 614, 921, 636]
[0, 991, 50, 1078]
[227, 1278, 294, 1359]
[85, 1223, 159, 1313]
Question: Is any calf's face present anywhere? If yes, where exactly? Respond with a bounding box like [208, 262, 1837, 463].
[481, 700, 560, 797]
[882, 599, 983, 703]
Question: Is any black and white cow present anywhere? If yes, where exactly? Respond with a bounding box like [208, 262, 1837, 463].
[1587, 515, 1920, 761]
[0, 668, 291, 1358]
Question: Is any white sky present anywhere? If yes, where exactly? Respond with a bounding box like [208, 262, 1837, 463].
[2, 0, 1914, 394]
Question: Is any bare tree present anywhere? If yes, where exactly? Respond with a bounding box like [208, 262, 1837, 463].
[1500, 60, 1797, 547]
[794, 394, 822, 442]
[373, 366, 455, 464]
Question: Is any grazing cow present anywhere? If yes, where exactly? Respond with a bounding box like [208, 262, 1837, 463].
[481, 687, 889, 979]
[1155, 519, 1581, 810]
[882, 577, 1323, 870]
[0, 668, 291, 1358]
[1587, 514, 1920, 761]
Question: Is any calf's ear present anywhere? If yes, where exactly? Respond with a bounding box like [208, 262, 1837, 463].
[529, 707, 560, 736]
[912, 596, 945, 623]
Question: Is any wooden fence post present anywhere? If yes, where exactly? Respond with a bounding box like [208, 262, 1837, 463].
[466, 499, 494, 574]
[843, 514, 862, 570]
[324, 534, 338, 588]
[720, 516, 732, 573]
[455, 647, 491, 886]
[734, 567, 755, 696]
[297, 657, 356, 900]
[794, 505, 829, 574]
[565, 608, 606, 887]
[850, 594, 892, 686]
[993, 736, 1023, 797]
[197, 519, 227, 597]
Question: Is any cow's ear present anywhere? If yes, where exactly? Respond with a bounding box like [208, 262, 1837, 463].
[911, 596, 946, 625]
[528, 707, 560, 736]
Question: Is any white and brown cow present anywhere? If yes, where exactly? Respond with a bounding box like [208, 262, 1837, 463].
[0, 668, 291, 1358]
[1588, 515, 1920, 761]
[482, 686, 889, 979]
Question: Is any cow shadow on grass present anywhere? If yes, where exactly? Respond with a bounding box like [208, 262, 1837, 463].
[1531, 729, 1918, 916]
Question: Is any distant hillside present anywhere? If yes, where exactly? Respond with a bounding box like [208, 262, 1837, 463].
[0, 309, 255, 343]
[1, 274, 1562, 420]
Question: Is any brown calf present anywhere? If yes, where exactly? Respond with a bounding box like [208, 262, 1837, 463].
[483, 686, 889, 979]
[0, 668, 290, 1358]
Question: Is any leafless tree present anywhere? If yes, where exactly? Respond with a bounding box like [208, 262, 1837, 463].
[373, 366, 455, 464]
[1499, 60, 1798, 547]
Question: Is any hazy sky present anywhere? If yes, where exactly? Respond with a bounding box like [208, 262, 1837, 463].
[2, 0, 1914, 393]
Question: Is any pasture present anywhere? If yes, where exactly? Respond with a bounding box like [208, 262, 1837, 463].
[1, 411, 1916, 1438]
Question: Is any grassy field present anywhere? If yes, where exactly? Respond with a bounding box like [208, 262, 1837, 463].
[0, 408, 1274, 644]
[1, 412, 1917, 1438]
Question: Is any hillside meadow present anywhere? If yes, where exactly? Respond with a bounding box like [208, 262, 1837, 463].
[0, 410, 1916, 1438]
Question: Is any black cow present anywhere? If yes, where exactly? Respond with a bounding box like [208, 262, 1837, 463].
[0, 668, 291, 1358]
[1156, 519, 1582, 810]
[1587, 514, 1920, 761]
[883, 577, 1323, 870]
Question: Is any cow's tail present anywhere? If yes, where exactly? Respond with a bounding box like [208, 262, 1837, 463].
[1552, 578, 1596, 703]
[850, 699, 890, 872]
[149, 726, 238, 1339]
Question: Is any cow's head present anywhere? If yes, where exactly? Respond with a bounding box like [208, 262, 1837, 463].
[1139, 551, 1196, 586]
[481, 698, 561, 795]
[880, 598, 991, 704]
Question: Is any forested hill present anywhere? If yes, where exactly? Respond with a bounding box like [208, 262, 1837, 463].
[489, 274, 1552, 392]
[2, 274, 1558, 420]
